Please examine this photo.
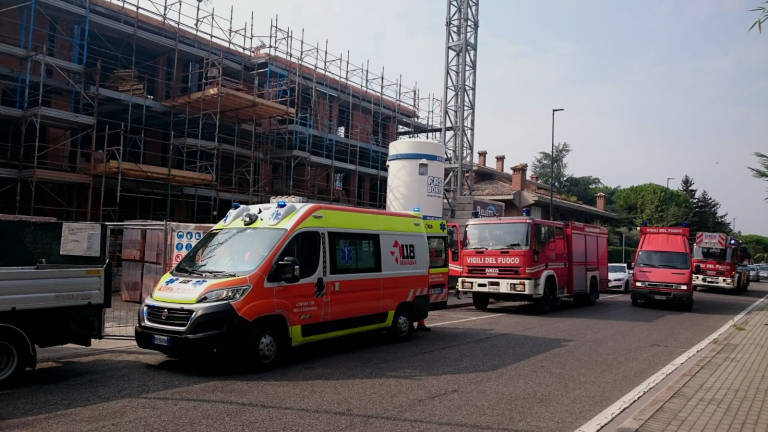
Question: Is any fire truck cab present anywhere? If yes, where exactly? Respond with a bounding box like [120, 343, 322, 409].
[456, 216, 608, 313]
[631, 227, 693, 311]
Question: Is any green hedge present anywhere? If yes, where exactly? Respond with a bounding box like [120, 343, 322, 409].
[608, 246, 636, 264]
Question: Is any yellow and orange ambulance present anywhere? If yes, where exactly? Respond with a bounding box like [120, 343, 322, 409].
[135, 201, 447, 366]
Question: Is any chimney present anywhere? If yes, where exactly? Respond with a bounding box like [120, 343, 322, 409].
[495, 155, 505, 172]
[530, 173, 539, 183]
[511, 163, 528, 191]
[595, 192, 606, 211]
[477, 150, 487, 167]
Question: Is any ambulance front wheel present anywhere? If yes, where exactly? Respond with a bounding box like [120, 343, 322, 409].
[251, 323, 287, 369]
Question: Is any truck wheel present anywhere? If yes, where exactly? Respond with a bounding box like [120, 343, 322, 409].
[586, 279, 599, 306]
[682, 297, 694, 312]
[537, 280, 557, 314]
[0, 336, 23, 386]
[389, 307, 412, 341]
[623, 281, 630, 293]
[472, 293, 489, 311]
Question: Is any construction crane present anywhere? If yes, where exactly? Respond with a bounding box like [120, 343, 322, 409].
[441, 0, 479, 216]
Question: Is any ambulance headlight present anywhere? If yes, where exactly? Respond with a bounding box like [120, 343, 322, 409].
[197, 285, 251, 303]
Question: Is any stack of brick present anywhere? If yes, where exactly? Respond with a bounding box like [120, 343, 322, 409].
[119, 223, 213, 303]
[120, 229, 145, 302]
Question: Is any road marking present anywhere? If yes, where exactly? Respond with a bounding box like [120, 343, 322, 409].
[575, 292, 768, 432]
[430, 314, 504, 327]
[601, 294, 624, 299]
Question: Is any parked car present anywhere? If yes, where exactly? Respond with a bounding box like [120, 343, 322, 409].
[608, 263, 632, 293]
[759, 264, 768, 281]
[748, 265, 761, 282]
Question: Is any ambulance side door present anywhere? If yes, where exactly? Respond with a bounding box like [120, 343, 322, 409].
[268, 229, 326, 328]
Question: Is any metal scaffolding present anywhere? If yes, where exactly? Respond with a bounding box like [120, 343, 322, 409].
[0, 0, 439, 222]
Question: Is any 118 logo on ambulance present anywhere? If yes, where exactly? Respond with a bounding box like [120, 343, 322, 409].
[390, 240, 417, 265]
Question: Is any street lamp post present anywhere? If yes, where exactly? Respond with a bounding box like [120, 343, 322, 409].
[665, 177, 675, 226]
[550, 108, 564, 221]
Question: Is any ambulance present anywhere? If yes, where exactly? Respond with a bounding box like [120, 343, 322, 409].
[135, 202, 436, 367]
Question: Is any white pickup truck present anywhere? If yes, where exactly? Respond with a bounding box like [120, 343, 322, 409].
[0, 262, 110, 385]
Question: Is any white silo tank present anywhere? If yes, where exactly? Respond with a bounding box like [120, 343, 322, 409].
[386, 139, 444, 219]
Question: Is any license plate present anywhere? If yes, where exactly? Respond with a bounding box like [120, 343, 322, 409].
[152, 335, 170, 346]
[653, 295, 667, 300]
[429, 287, 443, 294]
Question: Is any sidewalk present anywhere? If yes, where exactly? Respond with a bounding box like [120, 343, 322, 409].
[618, 295, 768, 432]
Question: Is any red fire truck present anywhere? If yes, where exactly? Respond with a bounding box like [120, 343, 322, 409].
[691, 232, 750, 292]
[631, 226, 693, 311]
[454, 216, 608, 313]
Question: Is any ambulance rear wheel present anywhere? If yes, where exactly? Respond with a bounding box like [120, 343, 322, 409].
[472, 293, 489, 311]
[389, 307, 412, 341]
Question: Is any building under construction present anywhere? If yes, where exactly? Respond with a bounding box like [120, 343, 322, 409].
[0, 0, 439, 222]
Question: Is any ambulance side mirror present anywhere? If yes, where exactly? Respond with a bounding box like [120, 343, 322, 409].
[276, 257, 300, 283]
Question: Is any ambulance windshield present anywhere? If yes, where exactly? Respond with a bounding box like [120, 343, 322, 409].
[175, 228, 285, 277]
[464, 223, 530, 250]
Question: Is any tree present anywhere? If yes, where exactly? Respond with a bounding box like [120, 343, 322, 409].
[562, 176, 604, 205]
[531, 142, 571, 193]
[679, 175, 697, 201]
[692, 190, 731, 233]
[613, 183, 693, 227]
[748, 152, 768, 200]
[750, 1, 768, 32]
[741, 234, 768, 259]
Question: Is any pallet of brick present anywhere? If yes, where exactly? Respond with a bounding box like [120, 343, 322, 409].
[141, 263, 164, 300]
[121, 228, 145, 261]
[120, 261, 143, 302]
[143, 229, 165, 264]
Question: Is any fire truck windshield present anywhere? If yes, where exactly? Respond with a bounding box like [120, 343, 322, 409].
[693, 246, 728, 261]
[464, 223, 530, 250]
[175, 227, 286, 277]
[636, 251, 690, 270]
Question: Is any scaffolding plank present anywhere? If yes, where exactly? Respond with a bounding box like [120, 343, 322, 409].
[272, 150, 387, 177]
[0, 106, 23, 119]
[89, 160, 213, 185]
[25, 107, 95, 128]
[173, 137, 264, 159]
[21, 169, 91, 184]
[163, 87, 295, 120]
[90, 86, 168, 111]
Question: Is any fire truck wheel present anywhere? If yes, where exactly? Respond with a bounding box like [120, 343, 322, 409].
[537, 280, 556, 313]
[389, 307, 412, 341]
[472, 293, 489, 311]
[631, 293, 639, 307]
[682, 297, 694, 312]
[586, 279, 599, 306]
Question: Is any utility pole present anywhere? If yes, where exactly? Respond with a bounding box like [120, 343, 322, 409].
[550, 108, 564, 220]
[665, 177, 675, 226]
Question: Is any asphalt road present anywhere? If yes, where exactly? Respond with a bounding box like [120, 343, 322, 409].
[1, 283, 766, 432]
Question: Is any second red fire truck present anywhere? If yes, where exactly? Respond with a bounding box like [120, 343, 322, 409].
[452, 215, 608, 313]
[691, 232, 750, 293]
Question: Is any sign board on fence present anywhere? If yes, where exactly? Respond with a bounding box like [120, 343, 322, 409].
[60, 223, 101, 256]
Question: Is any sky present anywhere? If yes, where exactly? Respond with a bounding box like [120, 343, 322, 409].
[209, 0, 768, 235]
